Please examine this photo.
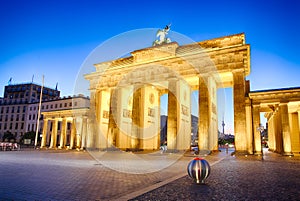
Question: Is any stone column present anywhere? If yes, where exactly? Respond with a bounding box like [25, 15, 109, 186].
[40, 118, 48, 148]
[167, 79, 178, 150]
[75, 116, 83, 149]
[280, 103, 292, 155]
[268, 112, 276, 151]
[289, 112, 300, 153]
[198, 76, 209, 151]
[233, 70, 247, 153]
[70, 118, 76, 149]
[49, 119, 58, 148]
[252, 105, 261, 155]
[59, 118, 67, 149]
[297, 110, 300, 152]
[87, 89, 97, 149]
[81, 116, 88, 149]
[245, 98, 253, 154]
[107, 88, 118, 149]
[274, 109, 284, 153]
[131, 86, 142, 150]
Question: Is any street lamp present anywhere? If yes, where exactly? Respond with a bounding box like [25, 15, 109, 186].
[257, 124, 264, 160]
[34, 75, 44, 149]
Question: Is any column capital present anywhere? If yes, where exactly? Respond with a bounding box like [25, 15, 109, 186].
[252, 104, 260, 109]
[232, 69, 245, 74]
[279, 101, 289, 106]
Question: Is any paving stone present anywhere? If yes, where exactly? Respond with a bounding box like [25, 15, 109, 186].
[0, 149, 299, 200]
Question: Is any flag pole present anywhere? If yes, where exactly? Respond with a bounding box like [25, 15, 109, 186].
[34, 75, 44, 149]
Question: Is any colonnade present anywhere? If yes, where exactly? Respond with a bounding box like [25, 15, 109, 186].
[263, 104, 300, 155]
[249, 84, 300, 156]
[85, 74, 222, 152]
[40, 114, 88, 149]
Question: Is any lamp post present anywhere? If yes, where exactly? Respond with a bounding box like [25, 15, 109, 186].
[257, 124, 264, 160]
[34, 75, 44, 149]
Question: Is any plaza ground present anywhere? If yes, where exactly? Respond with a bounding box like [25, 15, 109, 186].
[0, 148, 299, 200]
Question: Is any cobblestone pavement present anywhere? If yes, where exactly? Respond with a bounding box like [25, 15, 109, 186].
[0, 149, 299, 201]
[0, 149, 220, 201]
[131, 150, 300, 201]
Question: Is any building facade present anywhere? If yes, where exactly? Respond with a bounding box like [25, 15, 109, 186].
[40, 95, 90, 149]
[0, 82, 60, 141]
[0, 82, 90, 146]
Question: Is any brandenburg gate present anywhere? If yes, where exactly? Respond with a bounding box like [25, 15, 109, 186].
[40, 31, 300, 155]
[84, 33, 251, 153]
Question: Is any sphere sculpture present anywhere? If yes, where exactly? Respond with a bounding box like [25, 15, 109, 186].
[187, 157, 211, 184]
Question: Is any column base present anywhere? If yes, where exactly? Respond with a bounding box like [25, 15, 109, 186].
[233, 150, 251, 156]
[254, 151, 262, 156]
[283, 152, 294, 156]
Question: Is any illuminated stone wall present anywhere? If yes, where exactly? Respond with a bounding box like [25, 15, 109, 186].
[85, 33, 251, 152]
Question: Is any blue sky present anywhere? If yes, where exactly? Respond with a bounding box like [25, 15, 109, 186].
[1, 0, 300, 133]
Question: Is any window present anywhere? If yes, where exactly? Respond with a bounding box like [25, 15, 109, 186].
[11, 107, 14, 113]
[16, 115, 19, 121]
[74, 102, 78, 106]
[50, 105, 53, 109]
[46, 105, 48, 109]
[22, 114, 25, 121]
[0, 115, 2, 121]
[6, 107, 9, 113]
[17, 106, 20, 113]
[5, 115, 8, 122]
[28, 124, 30, 131]
[0, 123, 1, 130]
[30, 107, 32, 111]
[64, 103, 67, 107]
[31, 124, 34, 131]
[4, 123, 7, 130]
[42, 105, 44, 110]
[1, 107, 3, 113]
[10, 115, 14, 121]
[21, 123, 24, 129]
[23, 106, 26, 112]
[15, 123, 18, 129]
[69, 102, 72, 107]
[34, 106, 36, 110]
[33, 114, 35, 120]
[29, 115, 31, 120]
[67, 122, 71, 130]
[55, 104, 57, 108]
[60, 103, 62, 108]
[9, 123, 12, 129]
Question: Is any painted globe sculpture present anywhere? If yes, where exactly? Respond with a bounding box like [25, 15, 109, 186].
[187, 157, 211, 184]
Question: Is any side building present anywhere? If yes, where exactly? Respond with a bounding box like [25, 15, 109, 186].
[40, 94, 90, 149]
[0, 82, 90, 147]
[0, 82, 60, 141]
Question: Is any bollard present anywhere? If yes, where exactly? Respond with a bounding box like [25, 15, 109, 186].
[187, 157, 211, 184]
